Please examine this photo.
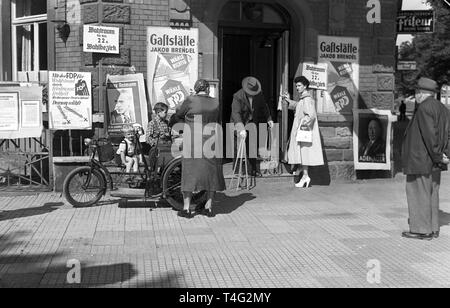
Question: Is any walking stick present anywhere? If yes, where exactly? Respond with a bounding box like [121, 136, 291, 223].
[229, 136, 249, 191]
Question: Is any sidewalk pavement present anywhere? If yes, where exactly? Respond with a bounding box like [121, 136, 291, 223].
[0, 173, 449, 288]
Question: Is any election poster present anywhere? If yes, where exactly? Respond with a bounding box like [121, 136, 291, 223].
[147, 27, 199, 116]
[302, 63, 328, 90]
[354, 109, 393, 170]
[49, 72, 92, 130]
[106, 74, 149, 142]
[317, 36, 360, 114]
[0, 86, 43, 139]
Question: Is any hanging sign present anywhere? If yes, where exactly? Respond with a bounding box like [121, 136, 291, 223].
[49, 71, 92, 130]
[83, 25, 120, 54]
[147, 27, 199, 116]
[397, 10, 435, 34]
[302, 63, 328, 90]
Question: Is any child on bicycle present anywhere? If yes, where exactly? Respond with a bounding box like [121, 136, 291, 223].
[117, 125, 140, 178]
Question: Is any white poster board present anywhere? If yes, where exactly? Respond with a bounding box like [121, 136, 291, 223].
[302, 63, 328, 90]
[0, 86, 43, 139]
[318, 36, 360, 114]
[83, 25, 120, 54]
[49, 72, 92, 130]
[147, 27, 199, 116]
[354, 109, 394, 170]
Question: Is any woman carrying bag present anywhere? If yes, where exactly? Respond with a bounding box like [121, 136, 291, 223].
[283, 76, 324, 188]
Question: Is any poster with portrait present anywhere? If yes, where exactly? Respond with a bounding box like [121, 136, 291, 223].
[354, 110, 393, 170]
[106, 74, 148, 141]
[147, 27, 198, 117]
[317, 36, 360, 114]
[0, 86, 43, 139]
[49, 72, 92, 130]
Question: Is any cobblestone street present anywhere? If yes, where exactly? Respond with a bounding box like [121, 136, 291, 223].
[0, 174, 449, 288]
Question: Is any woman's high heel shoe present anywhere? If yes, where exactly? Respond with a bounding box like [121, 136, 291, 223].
[295, 176, 311, 188]
[202, 208, 215, 218]
[178, 209, 193, 219]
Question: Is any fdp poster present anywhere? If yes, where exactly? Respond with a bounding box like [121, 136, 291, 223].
[147, 27, 199, 116]
[317, 36, 360, 114]
[49, 71, 92, 130]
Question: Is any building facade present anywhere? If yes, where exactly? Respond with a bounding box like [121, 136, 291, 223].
[0, 0, 401, 183]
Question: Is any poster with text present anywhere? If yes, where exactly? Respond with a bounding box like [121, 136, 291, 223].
[302, 63, 328, 90]
[0, 86, 43, 139]
[354, 109, 393, 170]
[147, 27, 199, 116]
[106, 74, 148, 142]
[49, 72, 92, 130]
[318, 36, 360, 114]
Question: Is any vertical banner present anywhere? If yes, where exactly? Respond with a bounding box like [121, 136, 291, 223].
[318, 36, 360, 114]
[147, 27, 199, 116]
[49, 72, 92, 130]
[106, 73, 148, 141]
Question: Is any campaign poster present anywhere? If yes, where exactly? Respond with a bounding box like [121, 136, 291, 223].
[354, 109, 393, 170]
[49, 71, 92, 130]
[147, 27, 199, 116]
[0, 92, 19, 131]
[106, 73, 148, 141]
[302, 63, 328, 90]
[318, 36, 360, 114]
[0, 86, 43, 139]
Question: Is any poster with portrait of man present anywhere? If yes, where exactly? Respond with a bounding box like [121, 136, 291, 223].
[106, 74, 149, 142]
[354, 109, 393, 170]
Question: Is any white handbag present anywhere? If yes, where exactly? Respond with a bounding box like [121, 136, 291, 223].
[296, 126, 313, 143]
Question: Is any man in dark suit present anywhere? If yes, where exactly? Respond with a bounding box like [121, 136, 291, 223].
[359, 118, 386, 163]
[231, 76, 274, 177]
[402, 77, 450, 240]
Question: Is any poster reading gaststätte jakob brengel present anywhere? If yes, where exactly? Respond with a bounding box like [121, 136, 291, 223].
[317, 36, 360, 114]
[147, 27, 199, 116]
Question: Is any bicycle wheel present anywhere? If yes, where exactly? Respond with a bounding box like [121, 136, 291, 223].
[63, 166, 106, 207]
[162, 159, 207, 211]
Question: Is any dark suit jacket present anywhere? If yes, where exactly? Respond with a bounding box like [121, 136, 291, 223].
[402, 96, 450, 174]
[230, 89, 272, 132]
[359, 138, 386, 160]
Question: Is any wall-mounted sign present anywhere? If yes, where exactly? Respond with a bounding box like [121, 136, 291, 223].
[397, 61, 417, 71]
[106, 73, 149, 142]
[354, 109, 393, 170]
[317, 35, 360, 114]
[397, 10, 434, 33]
[49, 72, 92, 130]
[147, 27, 199, 116]
[83, 25, 120, 54]
[302, 63, 328, 90]
[0, 86, 43, 139]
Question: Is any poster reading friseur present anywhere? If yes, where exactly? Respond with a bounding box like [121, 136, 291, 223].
[147, 27, 199, 116]
[49, 72, 92, 130]
[317, 36, 360, 114]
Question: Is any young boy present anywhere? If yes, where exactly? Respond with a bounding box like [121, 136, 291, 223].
[146, 102, 171, 147]
[117, 125, 140, 175]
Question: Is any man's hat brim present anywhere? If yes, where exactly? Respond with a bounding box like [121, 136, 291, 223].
[242, 77, 262, 96]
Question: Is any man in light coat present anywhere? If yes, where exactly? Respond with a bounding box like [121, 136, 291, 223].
[402, 77, 450, 240]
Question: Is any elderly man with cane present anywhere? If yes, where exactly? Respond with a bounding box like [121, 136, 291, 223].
[402, 77, 450, 240]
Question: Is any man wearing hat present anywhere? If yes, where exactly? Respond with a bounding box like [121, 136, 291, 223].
[402, 77, 450, 240]
[231, 76, 274, 177]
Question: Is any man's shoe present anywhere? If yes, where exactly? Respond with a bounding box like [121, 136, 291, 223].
[432, 231, 440, 238]
[402, 231, 433, 241]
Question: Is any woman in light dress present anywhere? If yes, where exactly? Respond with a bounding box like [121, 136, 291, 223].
[283, 76, 324, 188]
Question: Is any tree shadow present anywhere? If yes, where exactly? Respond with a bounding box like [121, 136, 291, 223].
[214, 192, 256, 215]
[439, 210, 450, 228]
[0, 202, 63, 222]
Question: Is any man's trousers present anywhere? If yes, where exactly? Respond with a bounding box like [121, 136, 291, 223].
[406, 170, 441, 234]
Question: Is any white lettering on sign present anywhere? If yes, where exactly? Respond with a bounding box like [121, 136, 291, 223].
[366, 0, 381, 24]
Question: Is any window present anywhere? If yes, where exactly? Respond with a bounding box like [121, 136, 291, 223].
[11, 0, 48, 79]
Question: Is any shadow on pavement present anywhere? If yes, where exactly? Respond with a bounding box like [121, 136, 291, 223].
[439, 210, 450, 228]
[214, 192, 256, 215]
[0, 202, 63, 222]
